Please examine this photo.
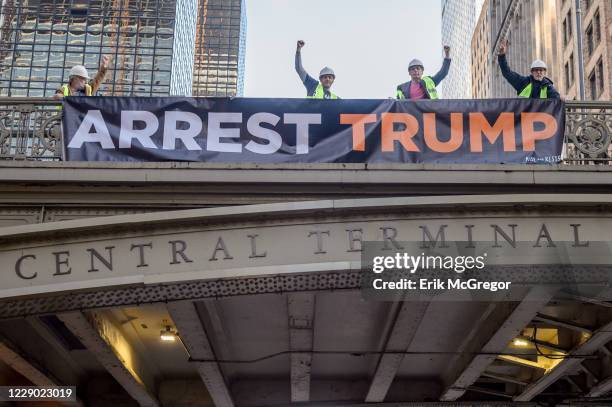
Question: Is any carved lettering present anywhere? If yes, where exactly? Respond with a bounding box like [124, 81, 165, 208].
[419, 225, 449, 248]
[491, 224, 517, 248]
[209, 237, 233, 261]
[465, 224, 475, 248]
[308, 231, 330, 254]
[346, 229, 363, 252]
[15, 254, 37, 280]
[52, 251, 72, 276]
[130, 243, 153, 267]
[169, 240, 193, 264]
[380, 227, 404, 250]
[533, 224, 556, 247]
[87, 246, 115, 272]
[570, 224, 589, 247]
[247, 234, 267, 258]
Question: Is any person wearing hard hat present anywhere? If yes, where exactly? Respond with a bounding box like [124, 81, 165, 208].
[54, 55, 111, 99]
[497, 39, 560, 99]
[396, 46, 451, 100]
[295, 40, 339, 99]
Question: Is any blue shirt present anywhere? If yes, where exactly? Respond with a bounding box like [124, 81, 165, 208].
[302, 74, 318, 96]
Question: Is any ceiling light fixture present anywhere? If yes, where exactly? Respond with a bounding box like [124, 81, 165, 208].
[513, 338, 530, 347]
[160, 325, 177, 342]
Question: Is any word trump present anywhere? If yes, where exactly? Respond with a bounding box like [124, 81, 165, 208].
[341, 112, 558, 152]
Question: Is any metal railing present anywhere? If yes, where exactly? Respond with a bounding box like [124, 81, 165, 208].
[0, 98, 63, 160]
[0, 97, 610, 163]
[564, 100, 612, 163]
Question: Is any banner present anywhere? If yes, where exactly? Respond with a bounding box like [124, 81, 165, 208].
[63, 97, 565, 164]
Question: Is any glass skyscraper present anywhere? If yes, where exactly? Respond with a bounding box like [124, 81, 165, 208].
[440, 0, 485, 99]
[192, 0, 246, 97]
[0, 0, 246, 97]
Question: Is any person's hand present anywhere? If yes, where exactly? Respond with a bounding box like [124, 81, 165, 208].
[498, 39, 507, 55]
[443, 45, 450, 58]
[297, 40, 305, 50]
[100, 55, 110, 70]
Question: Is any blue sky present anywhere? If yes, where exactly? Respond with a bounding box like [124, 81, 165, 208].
[243, 0, 443, 99]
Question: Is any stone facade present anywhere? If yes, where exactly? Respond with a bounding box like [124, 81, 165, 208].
[472, 0, 491, 98]
[479, 0, 561, 98]
[558, 0, 611, 100]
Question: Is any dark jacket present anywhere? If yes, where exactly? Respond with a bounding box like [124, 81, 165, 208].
[498, 54, 560, 99]
[396, 58, 451, 99]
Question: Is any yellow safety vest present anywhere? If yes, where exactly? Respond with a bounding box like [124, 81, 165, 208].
[62, 84, 92, 96]
[57, 84, 93, 110]
[396, 76, 439, 100]
[518, 83, 548, 98]
[307, 83, 338, 99]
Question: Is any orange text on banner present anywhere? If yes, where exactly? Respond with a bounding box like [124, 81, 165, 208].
[381, 113, 420, 153]
[423, 112, 464, 153]
[521, 112, 558, 151]
[339, 114, 378, 152]
[469, 112, 516, 152]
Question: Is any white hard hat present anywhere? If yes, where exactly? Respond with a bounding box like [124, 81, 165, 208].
[408, 59, 424, 70]
[69, 65, 90, 79]
[319, 67, 335, 77]
[530, 60, 547, 70]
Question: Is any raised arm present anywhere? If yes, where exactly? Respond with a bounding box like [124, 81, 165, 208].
[295, 40, 308, 82]
[430, 46, 451, 85]
[91, 55, 110, 94]
[497, 39, 529, 91]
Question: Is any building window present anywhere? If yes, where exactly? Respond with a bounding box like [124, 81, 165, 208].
[568, 11, 572, 37]
[70, 0, 88, 15]
[586, 24, 594, 55]
[569, 53, 575, 84]
[565, 62, 570, 91]
[594, 10, 601, 43]
[597, 58, 604, 93]
[589, 71, 597, 99]
[563, 19, 568, 46]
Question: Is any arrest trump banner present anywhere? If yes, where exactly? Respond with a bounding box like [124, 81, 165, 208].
[63, 97, 564, 164]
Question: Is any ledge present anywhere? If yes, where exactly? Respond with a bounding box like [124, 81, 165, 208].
[0, 162, 610, 186]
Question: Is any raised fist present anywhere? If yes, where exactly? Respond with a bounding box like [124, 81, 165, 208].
[100, 55, 110, 69]
[297, 40, 305, 50]
[443, 45, 450, 57]
[498, 39, 507, 55]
